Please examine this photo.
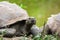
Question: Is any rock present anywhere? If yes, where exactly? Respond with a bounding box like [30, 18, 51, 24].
[31, 25, 40, 36]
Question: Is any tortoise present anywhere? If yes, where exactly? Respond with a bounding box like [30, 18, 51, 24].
[0, 1, 40, 38]
[43, 13, 60, 37]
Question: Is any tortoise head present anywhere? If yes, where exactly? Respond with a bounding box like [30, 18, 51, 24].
[25, 17, 36, 33]
[26, 17, 36, 25]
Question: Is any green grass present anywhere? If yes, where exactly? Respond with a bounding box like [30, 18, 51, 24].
[0, 33, 59, 40]
[0, 30, 59, 40]
[2, 35, 60, 40]
[32, 34, 60, 40]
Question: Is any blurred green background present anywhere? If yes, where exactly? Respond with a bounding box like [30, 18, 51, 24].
[0, 0, 60, 27]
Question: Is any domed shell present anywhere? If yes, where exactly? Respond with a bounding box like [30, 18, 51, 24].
[46, 13, 60, 34]
[0, 1, 29, 27]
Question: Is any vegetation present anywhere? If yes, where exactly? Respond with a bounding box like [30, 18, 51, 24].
[0, 31, 59, 40]
[33, 35, 57, 40]
[0, 33, 60, 40]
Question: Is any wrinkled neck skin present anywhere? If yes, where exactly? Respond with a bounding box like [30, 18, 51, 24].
[26, 23, 34, 32]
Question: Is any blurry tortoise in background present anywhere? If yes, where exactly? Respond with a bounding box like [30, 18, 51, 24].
[0, 1, 40, 38]
[43, 13, 60, 37]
